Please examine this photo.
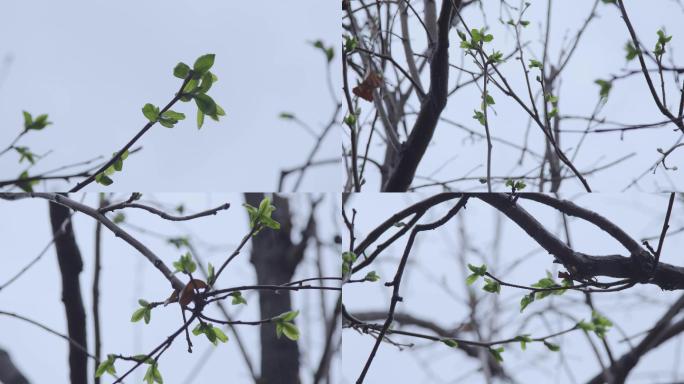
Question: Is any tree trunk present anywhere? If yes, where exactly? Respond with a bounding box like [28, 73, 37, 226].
[245, 193, 305, 384]
[0, 348, 29, 384]
[49, 199, 88, 384]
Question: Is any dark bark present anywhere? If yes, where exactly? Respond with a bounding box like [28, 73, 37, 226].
[49, 199, 88, 384]
[0, 348, 29, 384]
[382, 0, 459, 191]
[245, 193, 312, 384]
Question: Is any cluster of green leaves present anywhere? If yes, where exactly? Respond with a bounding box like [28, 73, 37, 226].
[654, 29, 673, 57]
[14, 146, 37, 164]
[625, 41, 639, 61]
[364, 271, 380, 282]
[16, 171, 39, 192]
[489, 346, 505, 362]
[528, 59, 543, 69]
[311, 40, 335, 63]
[465, 263, 487, 285]
[578, 311, 613, 338]
[95, 354, 117, 378]
[472, 110, 486, 126]
[143, 362, 164, 384]
[466, 263, 500, 293]
[506, 19, 530, 28]
[520, 271, 573, 312]
[505, 179, 527, 192]
[173, 252, 197, 274]
[167, 236, 190, 249]
[275, 310, 300, 341]
[230, 291, 247, 305]
[545, 93, 559, 118]
[344, 35, 358, 53]
[95, 150, 129, 186]
[131, 299, 153, 324]
[192, 323, 229, 345]
[172, 54, 226, 129]
[142, 104, 185, 128]
[243, 197, 281, 232]
[594, 79, 613, 100]
[22, 111, 51, 131]
[458, 28, 494, 50]
[342, 251, 357, 277]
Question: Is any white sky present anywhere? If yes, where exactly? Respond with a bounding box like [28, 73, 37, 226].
[0, 0, 341, 192]
[343, 193, 684, 383]
[0, 193, 340, 384]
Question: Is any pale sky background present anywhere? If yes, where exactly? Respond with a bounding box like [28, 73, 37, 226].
[353, 0, 684, 192]
[0, 0, 341, 192]
[0, 193, 340, 384]
[343, 193, 684, 383]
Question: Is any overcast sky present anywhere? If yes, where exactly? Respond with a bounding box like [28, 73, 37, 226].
[343, 193, 684, 383]
[354, 0, 684, 192]
[0, 0, 340, 192]
[0, 193, 340, 384]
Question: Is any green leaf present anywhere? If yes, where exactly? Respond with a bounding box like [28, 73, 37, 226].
[278, 310, 300, 322]
[472, 110, 486, 125]
[198, 71, 214, 93]
[529, 59, 543, 69]
[467, 263, 487, 276]
[465, 273, 480, 286]
[482, 278, 501, 294]
[489, 51, 504, 64]
[595, 79, 612, 100]
[577, 320, 595, 332]
[489, 347, 504, 362]
[196, 109, 205, 129]
[279, 112, 296, 120]
[95, 173, 114, 186]
[173, 62, 190, 79]
[14, 147, 36, 164]
[173, 252, 197, 274]
[131, 307, 146, 322]
[365, 271, 380, 282]
[194, 93, 217, 116]
[514, 335, 532, 350]
[544, 341, 561, 352]
[161, 110, 185, 121]
[207, 262, 215, 284]
[625, 41, 639, 61]
[311, 40, 335, 62]
[344, 35, 358, 52]
[95, 355, 117, 377]
[193, 54, 216, 75]
[142, 103, 159, 122]
[23, 112, 51, 130]
[213, 327, 229, 343]
[138, 299, 149, 307]
[442, 339, 458, 348]
[113, 212, 126, 224]
[144, 362, 163, 384]
[280, 322, 300, 341]
[520, 292, 535, 312]
[230, 291, 247, 305]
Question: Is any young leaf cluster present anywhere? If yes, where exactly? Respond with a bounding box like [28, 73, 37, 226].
[275, 310, 300, 341]
[192, 323, 229, 345]
[173, 54, 226, 129]
[131, 299, 153, 325]
[173, 252, 197, 274]
[243, 197, 281, 232]
[95, 150, 129, 186]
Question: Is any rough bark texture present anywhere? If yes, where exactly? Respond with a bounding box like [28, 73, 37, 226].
[245, 193, 309, 384]
[0, 349, 29, 384]
[49, 200, 88, 384]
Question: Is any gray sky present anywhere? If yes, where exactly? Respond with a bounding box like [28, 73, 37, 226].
[354, 0, 684, 192]
[0, 0, 340, 192]
[343, 193, 684, 383]
[0, 193, 340, 384]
